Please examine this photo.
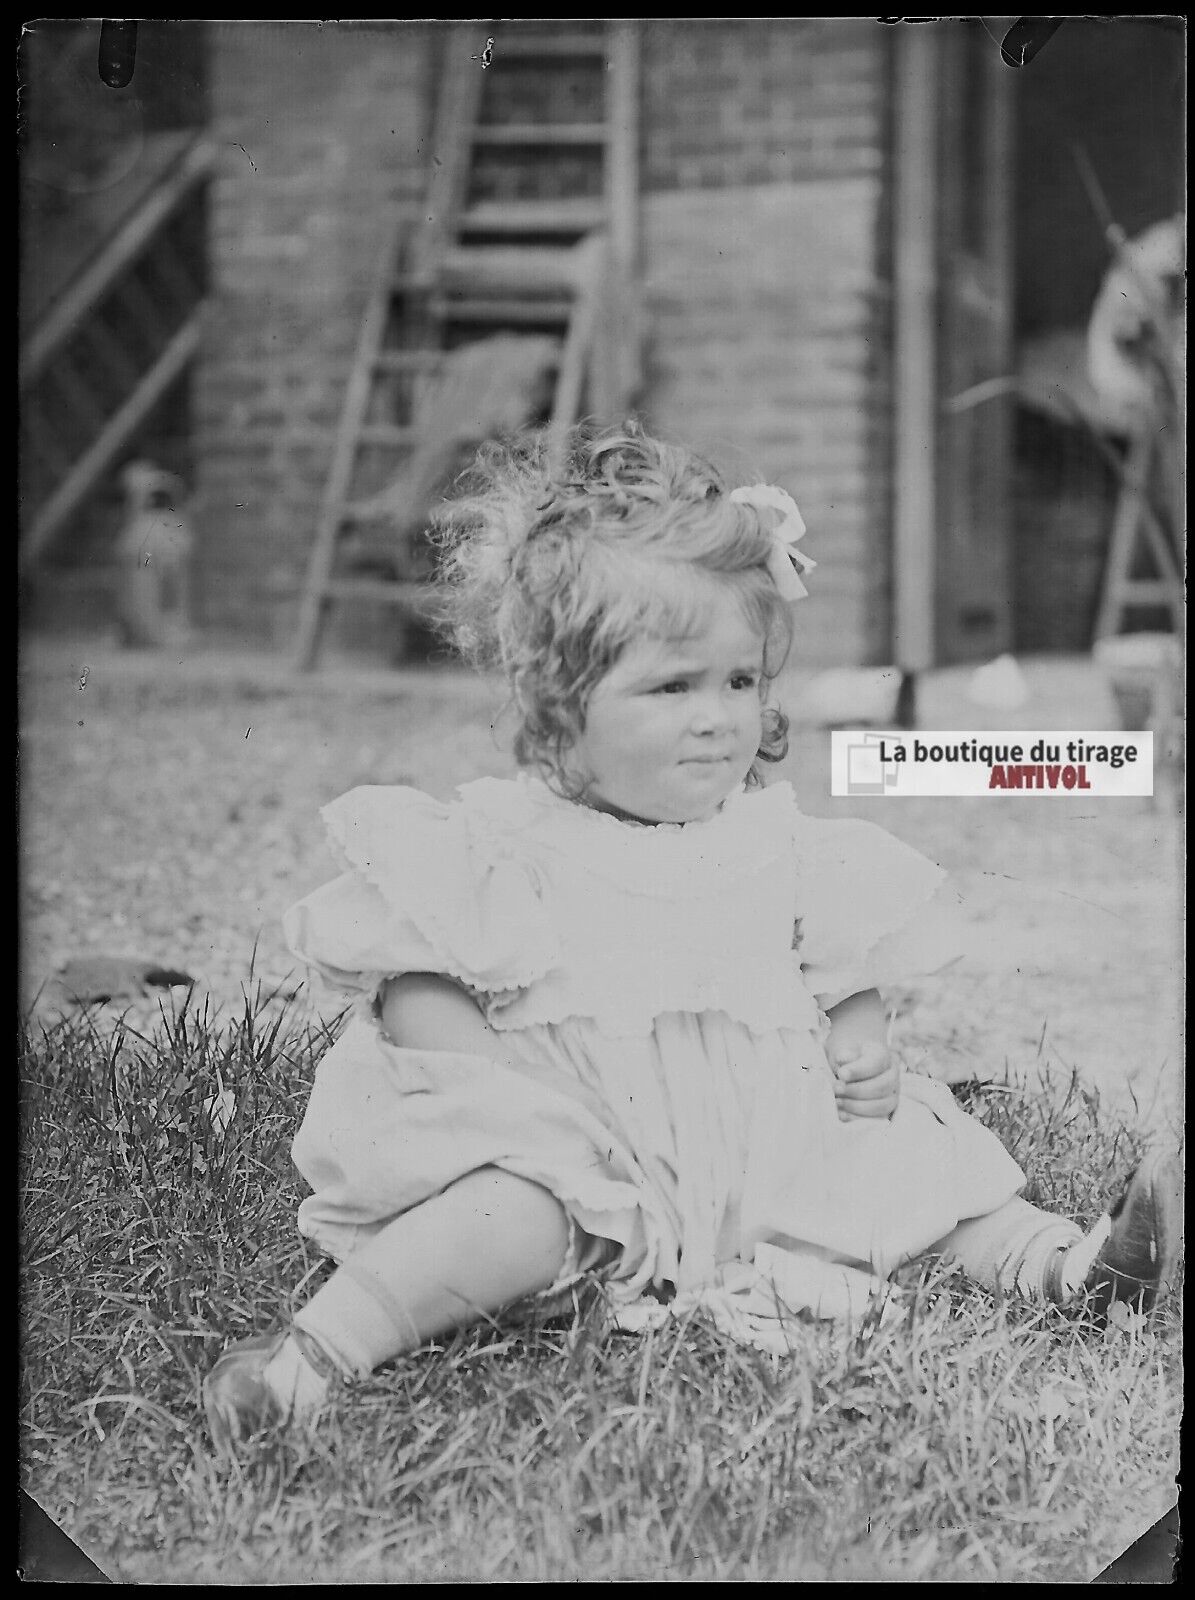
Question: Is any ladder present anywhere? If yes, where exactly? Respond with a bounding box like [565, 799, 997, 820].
[293, 21, 642, 669]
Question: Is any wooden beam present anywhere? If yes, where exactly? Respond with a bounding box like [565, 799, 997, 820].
[20, 315, 202, 574]
[20, 137, 215, 389]
[293, 217, 411, 669]
[891, 28, 939, 674]
[458, 199, 607, 235]
[430, 296, 573, 326]
[412, 27, 487, 279]
[472, 122, 609, 146]
[439, 245, 585, 293]
[606, 22, 641, 281]
[546, 235, 607, 465]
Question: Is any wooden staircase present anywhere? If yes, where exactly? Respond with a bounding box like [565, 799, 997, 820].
[293, 21, 642, 669]
[19, 131, 215, 584]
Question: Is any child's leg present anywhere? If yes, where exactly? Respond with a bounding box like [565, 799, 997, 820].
[295, 1165, 571, 1374]
[933, 1153, 1183, 1313]
[932, 1197, 1080, 1299]
[204, 1166, 570, 1448]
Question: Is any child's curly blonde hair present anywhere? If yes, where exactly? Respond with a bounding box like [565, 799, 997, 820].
[432, 421, 795, 788]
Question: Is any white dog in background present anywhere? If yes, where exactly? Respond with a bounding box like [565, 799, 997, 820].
[114, 460, 195, 648]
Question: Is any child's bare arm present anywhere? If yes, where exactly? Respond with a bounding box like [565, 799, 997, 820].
[378, 973, 519, 1068]
[824, 988, 900, 1121]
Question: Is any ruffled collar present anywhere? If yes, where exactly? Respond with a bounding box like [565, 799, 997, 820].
[507, 771, 784, 832]
[453, 773, 797, 900]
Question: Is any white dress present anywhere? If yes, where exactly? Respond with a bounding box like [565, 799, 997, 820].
[284, 775, 1025, 1346]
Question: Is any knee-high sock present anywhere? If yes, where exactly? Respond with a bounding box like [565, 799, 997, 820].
[293, 1168, 571, 1378]
[933, 1197, 1082, 1299]
[295, 1255, 423, 1380]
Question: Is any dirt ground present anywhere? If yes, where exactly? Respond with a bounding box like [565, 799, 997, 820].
[18, 635, 1184, 1144]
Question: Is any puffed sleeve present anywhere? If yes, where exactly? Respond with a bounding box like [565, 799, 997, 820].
[793, 814, 963, 1008]
[282, 785, 558, 1008]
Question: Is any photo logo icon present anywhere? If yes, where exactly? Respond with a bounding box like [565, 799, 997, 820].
[845, 732, 901, 795]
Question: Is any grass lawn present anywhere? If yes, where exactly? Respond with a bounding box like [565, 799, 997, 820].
[19, 990, 1181, 1583]
[18, 646, 1183, 1582]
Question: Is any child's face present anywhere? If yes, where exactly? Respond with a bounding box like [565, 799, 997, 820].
[571, 590, 766, 824]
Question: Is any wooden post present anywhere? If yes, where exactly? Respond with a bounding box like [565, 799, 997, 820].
[546, 235, 607, 468]
[891, 27, 939, 676]
[606, 22, 641, 418]
[292, 218, 409, 670]
[412, 26, 486, 280]
[606, 22, 640, 283]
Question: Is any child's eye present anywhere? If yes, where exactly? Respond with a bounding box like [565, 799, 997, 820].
[730, 673, 760, 690]
[653, 679, 690, 695]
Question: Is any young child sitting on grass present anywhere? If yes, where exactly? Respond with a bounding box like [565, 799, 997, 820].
[204, 422, 1182, 1448]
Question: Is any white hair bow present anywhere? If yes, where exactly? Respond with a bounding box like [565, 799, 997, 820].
[729, 483, 816, 601]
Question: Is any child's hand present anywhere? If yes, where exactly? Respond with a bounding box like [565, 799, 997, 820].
[831, 1041, 900, 1122]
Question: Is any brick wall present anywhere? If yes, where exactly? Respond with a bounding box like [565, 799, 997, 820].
[638, 20, 893, 667]
[640, 180, 891, 669]
[193, 21, 436, 641]
[194, 20, 893, 662]
[642, 19, 886, 192]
